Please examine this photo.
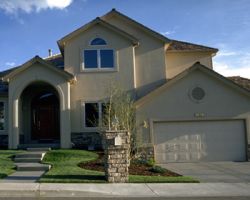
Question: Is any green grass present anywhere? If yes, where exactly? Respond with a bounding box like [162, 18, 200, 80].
[0, 150, 24, 179]
[40, 149, 106, 183]
[40, 149, 198, 183]
[129, 175, 199, 183]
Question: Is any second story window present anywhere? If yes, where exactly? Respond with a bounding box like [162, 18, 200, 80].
[83, 38, 114, 70]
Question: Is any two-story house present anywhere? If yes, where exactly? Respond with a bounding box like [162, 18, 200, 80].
[0, 9, 249, 163]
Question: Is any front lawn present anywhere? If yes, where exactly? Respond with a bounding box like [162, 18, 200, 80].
[0, 150, 24, 179]
[40, 149, 105, 183]
[40, 150, 198, 183]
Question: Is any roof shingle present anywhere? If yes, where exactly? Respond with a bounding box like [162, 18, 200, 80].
[227, 76, 250, 91]
[167, 40, 218, 53]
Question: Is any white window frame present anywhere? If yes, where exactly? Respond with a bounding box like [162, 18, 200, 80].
[82, 49, 115, 71]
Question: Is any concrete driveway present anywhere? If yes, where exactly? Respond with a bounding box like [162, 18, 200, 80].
[161, 162, 250, 183]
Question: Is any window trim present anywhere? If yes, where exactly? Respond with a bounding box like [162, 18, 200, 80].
[82, 49, 116, 71]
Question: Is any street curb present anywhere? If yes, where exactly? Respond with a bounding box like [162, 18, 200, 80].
[0, 183, 250, 197]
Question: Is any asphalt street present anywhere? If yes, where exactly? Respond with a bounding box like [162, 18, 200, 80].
[0, 197, 250, 200]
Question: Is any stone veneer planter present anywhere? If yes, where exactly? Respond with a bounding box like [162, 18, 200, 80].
[102, 130, 130, 183]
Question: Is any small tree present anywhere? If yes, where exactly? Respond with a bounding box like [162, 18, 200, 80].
[102, 85, 137, 157]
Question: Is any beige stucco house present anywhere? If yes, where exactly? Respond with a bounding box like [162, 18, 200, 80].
[0, 9, 250, 163]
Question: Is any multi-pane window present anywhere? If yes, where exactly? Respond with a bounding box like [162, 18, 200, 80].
[83, 38, 114, 69]
[84, 102, 109, 128]
[0, 102, 5, 130]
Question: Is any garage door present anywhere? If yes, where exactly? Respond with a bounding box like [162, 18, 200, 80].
[154, 120, 246, 163]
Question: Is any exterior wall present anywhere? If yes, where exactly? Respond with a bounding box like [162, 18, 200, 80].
[166, 52, 213, 79]
[7, 63, 71, 149]
[136, 70, 250, 146]
[105, 15, 167, 98]
[64, 24, 135, 134]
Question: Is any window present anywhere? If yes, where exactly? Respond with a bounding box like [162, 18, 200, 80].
[85, 103, 99, 127]
[82, 37, 114, 70]
[83, 49, 114, 69]
[0, 102, 5, 130]
[84, 102, 108, 128]
[84, 50, 98, 68]
[90, 38, 107, 45]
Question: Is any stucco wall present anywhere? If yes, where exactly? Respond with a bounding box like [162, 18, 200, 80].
[136, 69, 250, 145]
[64, 24, 135, 133]
[105, 15, 167, 98]
[166, 52, 213, 79]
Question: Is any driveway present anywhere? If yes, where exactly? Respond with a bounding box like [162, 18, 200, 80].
[160, 162, 250, 183]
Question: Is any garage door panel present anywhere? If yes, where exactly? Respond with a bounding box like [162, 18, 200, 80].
[154, 120, 246, 163]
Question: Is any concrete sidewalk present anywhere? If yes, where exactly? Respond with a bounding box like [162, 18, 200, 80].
[0, 183, 250, 198]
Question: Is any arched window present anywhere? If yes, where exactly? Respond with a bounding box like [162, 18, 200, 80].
[90, 38, 107, 45]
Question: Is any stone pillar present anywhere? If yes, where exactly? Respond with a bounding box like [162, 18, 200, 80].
[103, 130, 130, 183]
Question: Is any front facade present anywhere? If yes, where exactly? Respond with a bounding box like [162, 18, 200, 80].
[0, 9, 250, 163]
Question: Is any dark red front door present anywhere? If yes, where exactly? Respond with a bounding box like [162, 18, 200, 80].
[31, 93, 59, 141]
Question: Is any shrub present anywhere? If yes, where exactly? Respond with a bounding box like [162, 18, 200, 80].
[145, 158, 155, 167]
[149, 165, 167, 174]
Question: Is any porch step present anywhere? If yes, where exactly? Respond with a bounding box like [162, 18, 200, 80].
[15, 152, 45, 159]
[13, 149, 51, 172]
[18, 143, 60, 149]
[27, 147, 51, 151]
[15, 163, 51, 171]
[14, 157, 42, 163]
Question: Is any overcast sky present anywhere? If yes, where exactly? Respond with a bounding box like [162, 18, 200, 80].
[0, 0, 250, 78]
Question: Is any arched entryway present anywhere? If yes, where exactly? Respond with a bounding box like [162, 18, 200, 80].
[20, 81, 60, 145]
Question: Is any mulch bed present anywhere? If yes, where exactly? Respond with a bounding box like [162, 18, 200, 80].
[78, 152, 181, 177]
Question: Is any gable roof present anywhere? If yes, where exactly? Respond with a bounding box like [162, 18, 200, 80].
[228, 76, 250, 91]
[2, 56, 73, 82]
[101, 9, 170, 44]
[57, 17, 139, 55]
[0, 54, 65, 79]
[167, 40, 218, 53]
[57, 9, 217, 54]
[135, 62, 250, 108]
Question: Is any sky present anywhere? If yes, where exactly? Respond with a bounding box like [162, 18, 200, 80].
[0, 0, 250, 78]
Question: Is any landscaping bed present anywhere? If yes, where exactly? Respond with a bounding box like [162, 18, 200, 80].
[79, 152, 180, 177]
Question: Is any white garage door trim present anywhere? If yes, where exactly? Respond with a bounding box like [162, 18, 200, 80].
[152, 119, 247, 163]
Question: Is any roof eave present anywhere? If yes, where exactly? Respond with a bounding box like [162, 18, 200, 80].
[166, 49, 219, 53]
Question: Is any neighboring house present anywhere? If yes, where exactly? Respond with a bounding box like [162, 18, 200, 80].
[0, 9, 249, 163]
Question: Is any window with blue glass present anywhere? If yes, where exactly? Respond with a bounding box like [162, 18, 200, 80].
[100, 50, 114, 68]
[84, 50, 98, 68]
[83, 38, 114, 69]
[90, 38, 107, 45]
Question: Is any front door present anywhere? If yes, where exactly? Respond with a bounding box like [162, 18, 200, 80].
[31, 93, 60, 141]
